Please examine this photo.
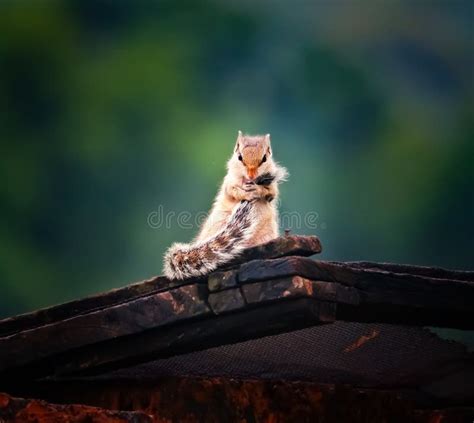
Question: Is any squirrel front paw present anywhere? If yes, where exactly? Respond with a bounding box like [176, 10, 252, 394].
[242, 183, 272, 201]
[241, 183, 260, 201]
[229, 183, 272, 202]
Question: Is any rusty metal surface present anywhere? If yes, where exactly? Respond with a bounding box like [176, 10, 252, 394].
[6, 378, 473, 423]
[0, 392, 152, 422]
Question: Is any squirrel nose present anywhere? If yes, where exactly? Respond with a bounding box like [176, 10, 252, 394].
[247, 168, 257, 180]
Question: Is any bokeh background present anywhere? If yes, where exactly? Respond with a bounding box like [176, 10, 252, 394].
[0, 0, 473, 319]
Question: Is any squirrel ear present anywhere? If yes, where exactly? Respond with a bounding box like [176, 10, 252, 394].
[235, 130, 242, 152]
[265, 133, 272, 155]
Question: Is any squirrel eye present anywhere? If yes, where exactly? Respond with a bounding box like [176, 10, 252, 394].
[238, 154, 243, 161]
[261, 154, 267, 164]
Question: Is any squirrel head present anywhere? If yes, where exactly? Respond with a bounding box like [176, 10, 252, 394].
[230, 131, 275, 182]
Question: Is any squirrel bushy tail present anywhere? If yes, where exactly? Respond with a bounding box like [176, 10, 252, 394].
[163, 200, 258, 280]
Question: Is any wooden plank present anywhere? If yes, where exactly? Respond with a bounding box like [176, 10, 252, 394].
[208, 288, 246, 314]
[237, 258, 474, 328]
[238, 257, 474, 308]
[0, 284, 210, 374]
[344, 261, 474, 282]
[208, 270, 238, 292]
[235, 274, 474, 328]
[0, 275, 189, 338]
[0, 275, 338, 379]
[336, 300, 474, 329]
[0, 298, 328, 381]
[0, 235, 320, 337]
[221, 235, 321, 270]
[208, 277, 357, 316]
[241, 277, 359, 307]
[1, 252, 473, 380]
[238, 256, 332, 283]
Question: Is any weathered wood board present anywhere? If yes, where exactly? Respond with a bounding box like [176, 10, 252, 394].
[0, 234, 473, 383]
[0, 235, 321, 338]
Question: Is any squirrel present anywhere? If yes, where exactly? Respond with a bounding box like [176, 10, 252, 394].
[163, 131, 288, 280]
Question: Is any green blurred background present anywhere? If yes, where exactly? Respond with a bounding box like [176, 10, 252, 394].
[0, 0, 473, 319]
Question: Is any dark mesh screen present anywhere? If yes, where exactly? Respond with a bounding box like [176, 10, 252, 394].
[97, 322, 473, 402]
